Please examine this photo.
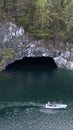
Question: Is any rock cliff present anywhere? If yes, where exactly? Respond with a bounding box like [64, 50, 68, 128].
[0, 22, 73, 71]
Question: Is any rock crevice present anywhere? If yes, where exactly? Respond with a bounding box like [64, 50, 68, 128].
[0, 22, 73, 71]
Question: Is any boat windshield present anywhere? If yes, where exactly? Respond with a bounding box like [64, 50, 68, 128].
[48, 102, 50, 104]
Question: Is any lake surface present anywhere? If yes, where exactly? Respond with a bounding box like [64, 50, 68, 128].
[0, 61, 73, 130]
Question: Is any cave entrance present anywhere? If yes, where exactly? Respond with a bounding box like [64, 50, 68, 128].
[6, 57, 57, 71]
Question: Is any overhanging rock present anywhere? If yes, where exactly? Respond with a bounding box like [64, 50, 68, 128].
[0, 22, 73, 71]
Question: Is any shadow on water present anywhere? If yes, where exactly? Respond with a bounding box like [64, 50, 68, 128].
[6, 57, 57, 71]
[0, 57, 73, 103]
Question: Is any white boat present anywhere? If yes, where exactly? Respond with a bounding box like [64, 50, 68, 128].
[45, 102, 67, 109]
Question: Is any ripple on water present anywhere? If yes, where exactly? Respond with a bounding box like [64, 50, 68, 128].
[0, 101, 72, 130]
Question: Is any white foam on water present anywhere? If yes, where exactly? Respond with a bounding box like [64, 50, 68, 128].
[39, 108, 61, 114]
[0, 101, 44, 110]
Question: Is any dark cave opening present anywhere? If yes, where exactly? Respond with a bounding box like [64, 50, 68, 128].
[6, 57, 57, 71]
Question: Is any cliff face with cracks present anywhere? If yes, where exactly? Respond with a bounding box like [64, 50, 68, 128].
[0, 22, 73, 71]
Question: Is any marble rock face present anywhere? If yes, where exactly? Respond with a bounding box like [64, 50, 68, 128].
[0, 22, 73, 71]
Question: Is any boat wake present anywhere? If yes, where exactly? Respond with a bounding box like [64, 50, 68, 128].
[0, 101, 44, 111]
[0, 101, 67, 116]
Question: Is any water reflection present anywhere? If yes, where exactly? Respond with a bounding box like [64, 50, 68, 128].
[0, 65, 73, 129]
[0, 56, 73, 103]
[0, 66, 73, 103]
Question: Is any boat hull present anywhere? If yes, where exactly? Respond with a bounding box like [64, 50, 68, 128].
[45, 104, 67, 109]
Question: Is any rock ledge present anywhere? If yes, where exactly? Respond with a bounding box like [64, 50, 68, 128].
[0, 22, 73, 71]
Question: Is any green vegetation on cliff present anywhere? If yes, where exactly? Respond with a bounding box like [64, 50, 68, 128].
[0, 0, 73, 42]
[0, 48, 15, 70]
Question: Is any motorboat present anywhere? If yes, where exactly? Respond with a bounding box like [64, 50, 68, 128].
[45, 102, 67, 109]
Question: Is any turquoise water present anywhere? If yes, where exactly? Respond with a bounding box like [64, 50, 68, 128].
[0, 64, 73, 130]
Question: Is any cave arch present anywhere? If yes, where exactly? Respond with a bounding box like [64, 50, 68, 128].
[6, 57, 57, 70]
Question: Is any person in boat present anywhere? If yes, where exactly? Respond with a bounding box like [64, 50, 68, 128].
[48, 101, 50, 104]
[47, 101, 56, 106]
[47, 101, 52, 106]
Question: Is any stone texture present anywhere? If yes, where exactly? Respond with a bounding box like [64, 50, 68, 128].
[0, 22, 73, 71]
[54, 56, 67, 68]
